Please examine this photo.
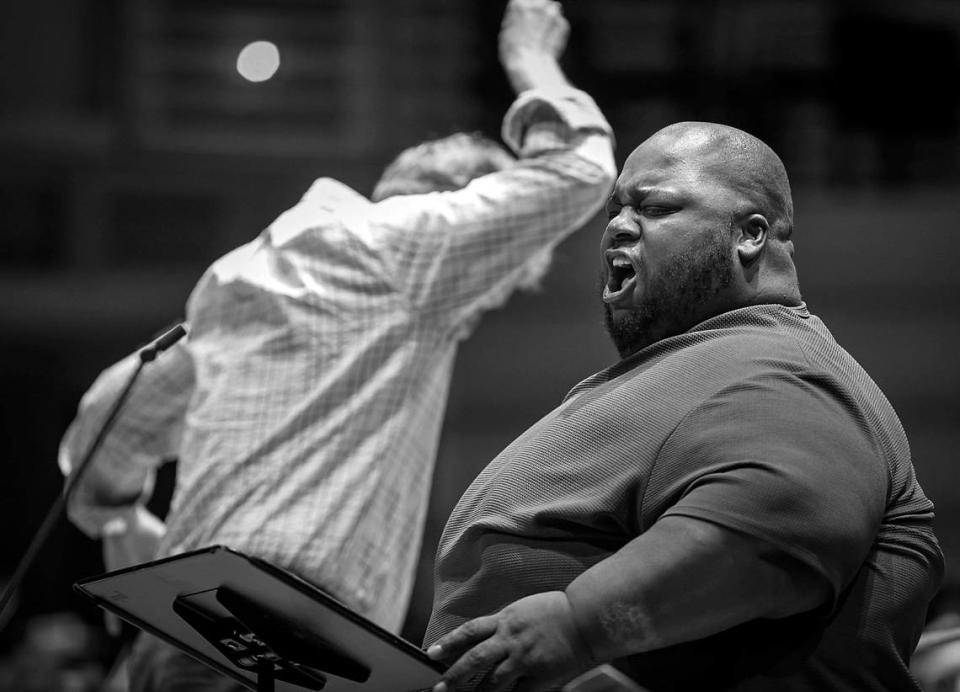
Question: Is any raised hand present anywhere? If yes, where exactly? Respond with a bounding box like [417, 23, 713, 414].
[499, 0, 570, 93]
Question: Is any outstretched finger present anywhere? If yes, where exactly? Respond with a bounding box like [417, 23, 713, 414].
[427, 615, 498, 662]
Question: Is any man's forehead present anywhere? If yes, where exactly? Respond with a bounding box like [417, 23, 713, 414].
[632, 126, 727, 164]
[615, 143, 700, 194]
[616, 127, 740, 194]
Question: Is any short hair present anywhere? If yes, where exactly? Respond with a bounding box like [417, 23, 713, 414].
[371, 132, 516, 202]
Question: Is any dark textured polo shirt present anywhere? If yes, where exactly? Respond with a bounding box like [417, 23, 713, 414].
[426, 303, 943, 691]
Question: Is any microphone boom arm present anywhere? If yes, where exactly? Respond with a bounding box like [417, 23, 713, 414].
[0, 323, 188, 622]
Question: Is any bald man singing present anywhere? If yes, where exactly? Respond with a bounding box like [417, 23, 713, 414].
[422, 123, 943, 691]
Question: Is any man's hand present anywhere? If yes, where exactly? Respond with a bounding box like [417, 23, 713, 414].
[101, 504, 166, 571]
[499, 0, 570, 93]
[101, 505, 166, 635]
[426, 591, 594, 692]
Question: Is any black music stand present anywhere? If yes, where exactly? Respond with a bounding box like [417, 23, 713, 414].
[74, 546, 444, 692]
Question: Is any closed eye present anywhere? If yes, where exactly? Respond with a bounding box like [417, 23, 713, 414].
[641, 206, 676, 217]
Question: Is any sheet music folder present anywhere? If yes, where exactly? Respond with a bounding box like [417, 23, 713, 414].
[74, 545, 444, 692]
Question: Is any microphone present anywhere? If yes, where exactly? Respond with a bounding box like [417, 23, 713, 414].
[0, 322, 189, 624]
[139, 323, 188, 362]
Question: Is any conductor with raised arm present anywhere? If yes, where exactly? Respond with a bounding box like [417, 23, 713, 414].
[56, 1, 614, 689]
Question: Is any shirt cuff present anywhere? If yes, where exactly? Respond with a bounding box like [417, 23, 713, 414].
[501, 86, 614, 154]
[67, 495, 144, 538]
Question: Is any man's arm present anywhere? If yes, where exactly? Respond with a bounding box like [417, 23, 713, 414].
[564, 516, 830, 660]
[427, 374, 887, 691]
[371, 0, 615, 332]
[428, 518, 828, 692]
[59, 338, 195, 538]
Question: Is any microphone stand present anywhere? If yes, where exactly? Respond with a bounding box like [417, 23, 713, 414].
[0, 323, 188, 622]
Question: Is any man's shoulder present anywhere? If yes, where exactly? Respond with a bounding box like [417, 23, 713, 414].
[657, 305, 815, 374]
[565, 305, 831, 411]
[300, 177, 371, 210]
[262, 177, 374, 250]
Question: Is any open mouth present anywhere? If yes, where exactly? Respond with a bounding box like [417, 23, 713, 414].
[603, 254, 637, 304]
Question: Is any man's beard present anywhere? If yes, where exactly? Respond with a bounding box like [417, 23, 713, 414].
[602, 231, 734, 359]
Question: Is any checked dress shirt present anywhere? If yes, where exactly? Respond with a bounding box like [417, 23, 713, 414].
[59, 85, 615, 632]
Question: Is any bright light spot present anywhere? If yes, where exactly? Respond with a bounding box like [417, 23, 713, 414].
[236, 41, 280, 82]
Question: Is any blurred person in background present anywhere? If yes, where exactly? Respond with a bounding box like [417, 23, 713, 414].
[0, 612, 109, 692]
[56, 1, 615, 690]
[913, 584, 960, 691]
[424, 121, 943, 691]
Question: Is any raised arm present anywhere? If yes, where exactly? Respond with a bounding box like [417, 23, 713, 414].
[370, 0, 615, 333]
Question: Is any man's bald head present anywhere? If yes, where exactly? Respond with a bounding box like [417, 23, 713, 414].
[645, 122, 794, 240]
[600, 121, 802, 358]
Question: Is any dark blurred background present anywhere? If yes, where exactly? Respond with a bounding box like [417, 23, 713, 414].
[1, 0, 959, 686]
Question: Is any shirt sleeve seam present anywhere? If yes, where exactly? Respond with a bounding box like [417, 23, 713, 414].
[660, 505, 844, 610]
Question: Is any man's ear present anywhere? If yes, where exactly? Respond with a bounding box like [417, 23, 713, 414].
[737, 213, 769, 263]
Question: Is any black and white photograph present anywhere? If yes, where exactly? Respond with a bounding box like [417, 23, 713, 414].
[1, 1, 958, 690]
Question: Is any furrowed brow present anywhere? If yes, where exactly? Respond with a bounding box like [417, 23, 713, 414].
[616, 186, 655, 207]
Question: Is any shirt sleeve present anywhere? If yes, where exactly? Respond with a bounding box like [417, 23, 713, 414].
[59, 339, 195, 537]
[369, 86, 615, 333]
[643, 370, 889, 607]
